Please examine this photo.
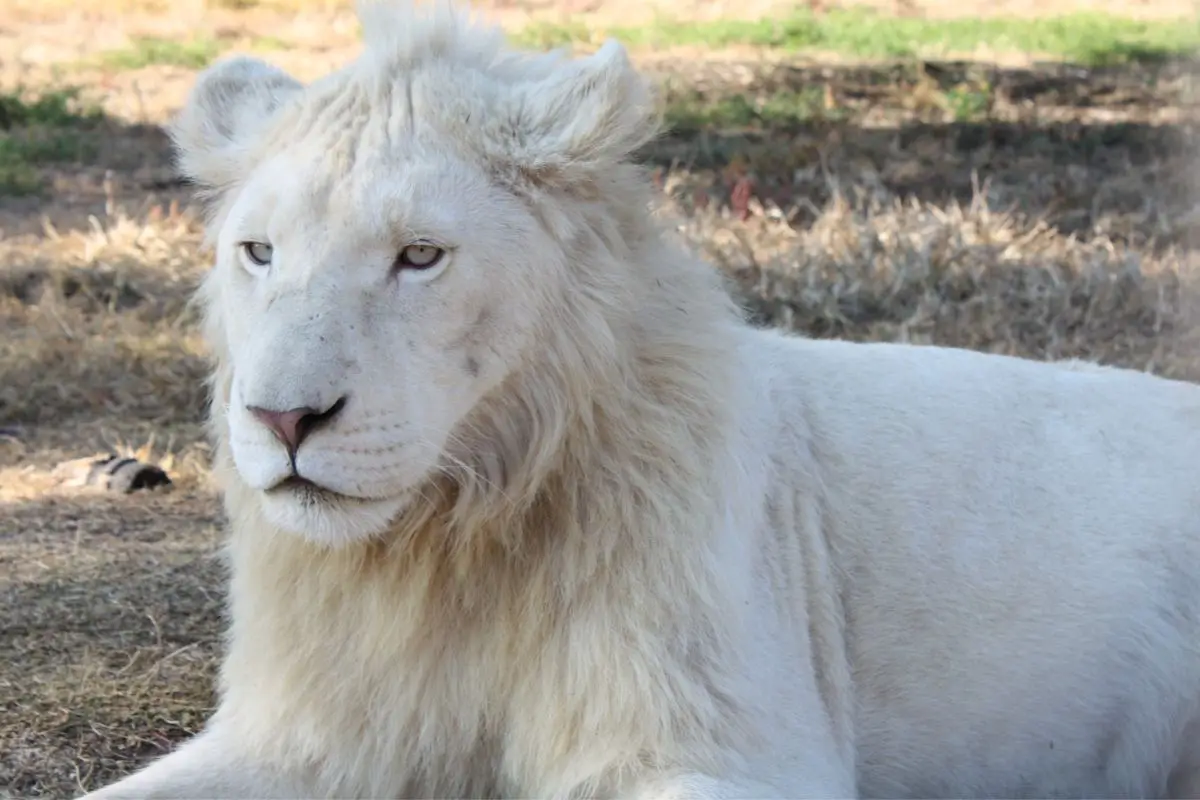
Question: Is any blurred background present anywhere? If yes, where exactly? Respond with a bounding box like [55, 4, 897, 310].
[0, 0, 1196, 796]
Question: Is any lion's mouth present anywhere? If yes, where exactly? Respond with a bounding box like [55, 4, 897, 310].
[265, 474, 402, 510]
[269, 475, 355, 505]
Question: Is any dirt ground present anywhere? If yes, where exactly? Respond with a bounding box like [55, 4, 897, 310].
[2, 0, 1199, 797]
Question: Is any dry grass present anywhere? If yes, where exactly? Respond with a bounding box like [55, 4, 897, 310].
[1, 1, 1199, 798]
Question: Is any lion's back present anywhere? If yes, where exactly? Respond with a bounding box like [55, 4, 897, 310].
[736, 327, 1200, 798]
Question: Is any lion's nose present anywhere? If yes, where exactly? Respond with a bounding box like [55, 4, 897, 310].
[248, 397, 347, 460]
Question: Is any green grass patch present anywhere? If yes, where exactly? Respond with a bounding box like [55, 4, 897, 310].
[0, 87, 106, 195]
[663, 86, 840, 133]
[0, 87, 104, 129]
[514, 9, 1200, 66]
[248, 35, 290, 52]
[98, 36, 222, 70]
[658, 78, 998, 134]
[944, 83, 992, 121]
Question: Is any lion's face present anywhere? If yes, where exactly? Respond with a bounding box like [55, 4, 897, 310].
[172, 16, 658, 546]
[208, 136, 559, 544]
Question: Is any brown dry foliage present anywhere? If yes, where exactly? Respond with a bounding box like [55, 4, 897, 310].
[1, 5, 1198, 798]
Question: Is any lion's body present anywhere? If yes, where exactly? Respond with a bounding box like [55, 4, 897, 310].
[77, 2, 1200, 798]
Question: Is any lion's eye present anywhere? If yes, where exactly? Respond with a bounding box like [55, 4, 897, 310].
[241, 241, 274, 268]
[396, 243, 444, 270]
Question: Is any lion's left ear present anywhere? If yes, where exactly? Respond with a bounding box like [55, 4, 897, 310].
[170, 55, 304, 194]
[508, 39, 660, 189]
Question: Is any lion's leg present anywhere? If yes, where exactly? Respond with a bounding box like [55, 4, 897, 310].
[618, 769, 855, 800]
[77, 727, 302, 800]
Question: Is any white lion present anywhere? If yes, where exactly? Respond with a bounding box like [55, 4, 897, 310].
[78, 2, 1200, 798]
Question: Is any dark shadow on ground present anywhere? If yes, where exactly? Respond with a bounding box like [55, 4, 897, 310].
[0, 106, 188, 236]
[640, 56, 1199, 250]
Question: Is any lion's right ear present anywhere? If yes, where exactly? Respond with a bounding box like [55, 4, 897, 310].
[170, 56, 303, 194]
[503, 39, 660, 192]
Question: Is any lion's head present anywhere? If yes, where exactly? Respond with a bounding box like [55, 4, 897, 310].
[173, 1, 738, 549]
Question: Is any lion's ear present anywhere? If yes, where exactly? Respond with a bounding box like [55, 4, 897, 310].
[170, 56, 303, 193]
[510, 39, 660, 189]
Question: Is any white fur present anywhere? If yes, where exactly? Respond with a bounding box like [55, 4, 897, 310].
[78, 2, 1200, 797]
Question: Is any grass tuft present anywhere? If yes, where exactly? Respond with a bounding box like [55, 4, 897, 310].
[663, 85, 841, 133]
[248, 34, 290, 51]
[98, 36, 222, 71]
[0, 87, 106, 195]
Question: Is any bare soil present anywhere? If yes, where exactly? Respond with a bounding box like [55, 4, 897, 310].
[2, 3, 1199, 798]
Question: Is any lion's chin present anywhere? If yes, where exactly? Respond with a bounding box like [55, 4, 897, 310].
[257, 480, 409, 547]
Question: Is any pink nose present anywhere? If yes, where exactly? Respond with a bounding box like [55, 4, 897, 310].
[248, 397, 346, 459]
